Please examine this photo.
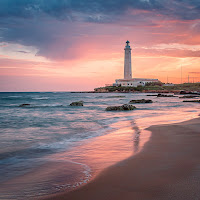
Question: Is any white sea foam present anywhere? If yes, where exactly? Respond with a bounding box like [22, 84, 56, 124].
[32, 97, 50, 100]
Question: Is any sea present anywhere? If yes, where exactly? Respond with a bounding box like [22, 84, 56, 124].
[0, 92, 199, 199]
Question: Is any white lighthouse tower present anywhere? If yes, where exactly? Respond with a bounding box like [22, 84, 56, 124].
[114, 41, 159, 87]
[124, 40, 132, 79]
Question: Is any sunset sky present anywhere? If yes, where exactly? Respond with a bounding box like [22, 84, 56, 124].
[0, 0, 200, 91]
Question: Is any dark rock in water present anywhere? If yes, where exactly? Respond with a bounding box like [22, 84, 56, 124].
[179, 95, 200, 98]
[129, 99, 153, 104]
[157, 93, 177, 97]
[107, 96, 126, 98]
[180, 91, 187, 94]
[180, 91, 200, 95]
[19, 104, 31, 107]
[146, 94, 158, 96]
[183, 100, 200, 103]
[106, 104, 136, 111]
[147, 94, 177, 97]
[69, 101, 83, 106]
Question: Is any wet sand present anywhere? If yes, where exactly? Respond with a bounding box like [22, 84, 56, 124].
[44, 117, 200, 200]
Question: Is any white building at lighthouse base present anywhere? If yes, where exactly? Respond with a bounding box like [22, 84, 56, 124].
[115, 78, 159, 87]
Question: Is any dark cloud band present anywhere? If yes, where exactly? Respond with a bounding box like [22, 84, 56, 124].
[0, 0, 200, 61]
[0, 0, 200, 21]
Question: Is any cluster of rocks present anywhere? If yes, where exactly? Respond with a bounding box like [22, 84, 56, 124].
[69, 94, 199, 112]
[69, 98, 153, 111]
[157, 94, 177, 97]
[183, 100, 200, 103]
[146, 94, 158, 96]
[179, 95, 200, 98]
[129, 99, 153, 104]
[69, 101, 83, 106]
[180, 91, 200, 95]
[105, 99, 153, 111]
[107, 96, 126, 98]
[106, 104, 136, 111]
[147, 94, 177, 97]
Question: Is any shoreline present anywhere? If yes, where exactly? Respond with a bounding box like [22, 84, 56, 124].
[44, 116, 200, 200]
[70, 90, 199, 93]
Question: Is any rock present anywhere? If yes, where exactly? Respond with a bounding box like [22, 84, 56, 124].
[107, 96, 126, 98]
[179, 95, 200, 98]
[146, 94, 158, 96]
[129, 99, 153, 104]
[147, 94, 177, 97]
[180, 91, 200, 95]
[19, 104, 31, 107]
[69, 101, 83, 106]
[157, 94, 177, 97]
[106, 104, 136, 111]
[183, 100, 200, 103]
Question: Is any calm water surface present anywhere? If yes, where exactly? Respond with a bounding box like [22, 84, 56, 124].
[0, 92, 199, 199]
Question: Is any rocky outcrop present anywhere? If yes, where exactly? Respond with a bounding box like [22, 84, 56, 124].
[106, 104, 136, 111]
[180, 91, 200, 95]
[129, 99, 153, 104]
[94, 88, 109, 93]
[157, 94, 177, 97]
[19, 104, 31, 107]
[179, 95, 200, 98]
[146, 94, 158, 96]
[183, 100, 200, 103]
[107, 96, 126, 98]
[147, 94, 177, 97]
[69, 101, 83, 106]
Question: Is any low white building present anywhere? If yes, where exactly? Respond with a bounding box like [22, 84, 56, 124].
[115, 78, 159, 87]
[114, 41, 159, 87]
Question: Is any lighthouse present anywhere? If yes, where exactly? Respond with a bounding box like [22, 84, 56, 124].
[124, 40, 132, 79]
[114, 41, 159, 87]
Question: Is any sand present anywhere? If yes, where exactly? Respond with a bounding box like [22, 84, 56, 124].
[44, 117, 200, 200]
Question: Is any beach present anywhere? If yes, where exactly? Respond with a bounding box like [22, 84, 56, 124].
[45, 117, 200, 200]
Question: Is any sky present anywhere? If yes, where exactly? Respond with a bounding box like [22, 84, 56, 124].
[0, 0, 200, 91]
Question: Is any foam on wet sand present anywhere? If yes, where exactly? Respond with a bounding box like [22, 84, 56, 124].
[44, 117, 200, 200]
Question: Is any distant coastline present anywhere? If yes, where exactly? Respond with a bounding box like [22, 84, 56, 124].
[71, 82, 200, 93]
